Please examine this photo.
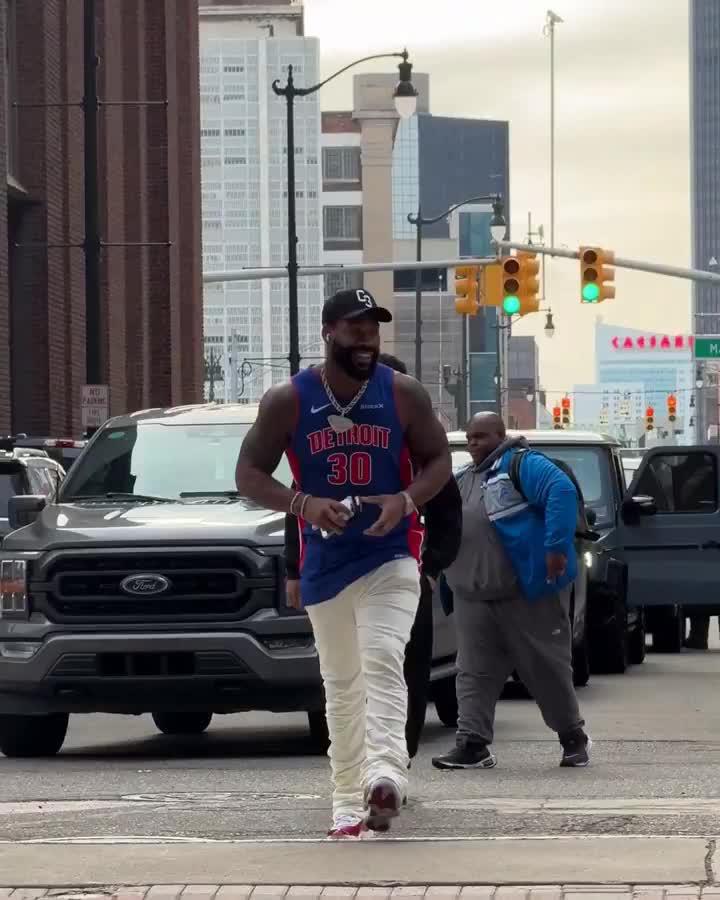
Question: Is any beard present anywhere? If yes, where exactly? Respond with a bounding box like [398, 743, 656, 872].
[329, 340, 379, 381]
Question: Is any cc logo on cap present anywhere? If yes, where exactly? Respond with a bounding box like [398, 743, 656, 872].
[356, 289, 373, 308]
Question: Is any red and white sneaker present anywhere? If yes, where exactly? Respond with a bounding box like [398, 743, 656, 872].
[327, 814, 368, 840]
[365, 778, 402, 833]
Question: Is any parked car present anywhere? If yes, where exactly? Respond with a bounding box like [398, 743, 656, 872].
[5, 436, 87, 472]
[0, 449, 65, 541]
[446, 429, 646, 676]
[0, 403, 457, 757]
[621, 444, 720, 651]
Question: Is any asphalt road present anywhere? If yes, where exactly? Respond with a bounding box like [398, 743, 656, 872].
[2, 630, 720, 843]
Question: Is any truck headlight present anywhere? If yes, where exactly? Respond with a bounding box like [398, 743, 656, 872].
[0, 560, 29, 618]
[583, 551, 594, 570]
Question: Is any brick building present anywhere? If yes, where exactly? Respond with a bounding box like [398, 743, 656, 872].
[1, 0, 203, 436]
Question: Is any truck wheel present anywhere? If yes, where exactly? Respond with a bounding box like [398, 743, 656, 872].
[433, 676, 458, 728]
[152, 711, 212, 735]
[307, 710, 330, 753]
[0, 713, 68, 758]
[628, 612, 647, 664]
[590, 590, 628, 675]
[652, 606, 684, 653]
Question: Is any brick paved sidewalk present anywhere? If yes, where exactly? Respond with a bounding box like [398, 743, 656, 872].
[2, 885, 720, 899]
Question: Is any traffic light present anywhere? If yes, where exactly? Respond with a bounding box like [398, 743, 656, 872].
[553, 405, 562, 430]
[645, 406, 654, 431]
[667, 393, 677, 422]
[455, 265, 480, 315]
[479, 263, 503, 307]
[580, 246, 615, 304]
[561, 396, 571, 427]
[501, 253, 540, 316]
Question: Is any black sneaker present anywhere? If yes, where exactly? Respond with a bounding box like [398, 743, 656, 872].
[432, 744, 497, 770]
[560, 732, 592, 768]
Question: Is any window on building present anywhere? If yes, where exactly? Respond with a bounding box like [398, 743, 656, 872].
[322, 147, 361, 187]
[223, 87, 246, 102]
[323, 206, 362, 249]
[325, 271, 364, 299]
[634, 452, 718, 514]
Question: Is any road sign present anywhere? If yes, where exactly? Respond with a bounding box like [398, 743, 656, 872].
[81, 384, 109, 429]
[694, 337, 720, 359]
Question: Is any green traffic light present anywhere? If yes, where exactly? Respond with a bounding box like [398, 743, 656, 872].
[582, 283, 600, 303]
[503, 295, 521, 315]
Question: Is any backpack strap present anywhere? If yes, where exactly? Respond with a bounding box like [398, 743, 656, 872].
[508, 448, 530, 501]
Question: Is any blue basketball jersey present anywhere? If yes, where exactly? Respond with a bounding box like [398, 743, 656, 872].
[287, 364, 422, 605]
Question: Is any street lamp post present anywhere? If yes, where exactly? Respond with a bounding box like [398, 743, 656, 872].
[544, 9, 563, 251]
[273, 51, 418, 375]
[407, 195, 506, 384]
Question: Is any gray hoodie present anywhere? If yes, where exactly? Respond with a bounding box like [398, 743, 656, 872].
[443, 436, 528, 600]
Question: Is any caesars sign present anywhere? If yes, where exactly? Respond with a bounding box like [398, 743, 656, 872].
[611, 334, 693, 352]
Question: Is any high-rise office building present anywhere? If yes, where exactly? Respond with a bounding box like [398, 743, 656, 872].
[199, 1, 323, 402]
[392, 113, 509, 424]
[690, 0, 720, 438]
[690, 0, 720, 333]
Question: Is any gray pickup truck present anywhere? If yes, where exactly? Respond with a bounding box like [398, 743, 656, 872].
[0, 403, 456, 757]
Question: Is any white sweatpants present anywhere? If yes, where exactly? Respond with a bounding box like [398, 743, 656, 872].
[306, 557, 420, 821]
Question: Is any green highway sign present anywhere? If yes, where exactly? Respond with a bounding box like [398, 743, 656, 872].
[694, 336, 720, 359]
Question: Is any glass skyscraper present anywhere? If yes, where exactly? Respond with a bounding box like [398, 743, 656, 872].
[691, 0, 720, 334]
[199, 10, 323, 402]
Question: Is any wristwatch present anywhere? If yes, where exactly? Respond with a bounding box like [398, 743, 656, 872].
[400, 490, 418, 517]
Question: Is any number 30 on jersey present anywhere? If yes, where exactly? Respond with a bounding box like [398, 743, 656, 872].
[327, 451, 372, 486]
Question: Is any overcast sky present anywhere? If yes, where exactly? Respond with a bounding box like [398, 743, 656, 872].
[303, 0, 691, 397]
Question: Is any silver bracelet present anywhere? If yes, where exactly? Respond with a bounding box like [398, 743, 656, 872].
[401, 490, 418, 516]
[299, 493, 311, 519]
[289, 491, 302, 516]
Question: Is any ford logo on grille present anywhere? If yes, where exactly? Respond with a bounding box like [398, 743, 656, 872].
[120, 574, 171, 597]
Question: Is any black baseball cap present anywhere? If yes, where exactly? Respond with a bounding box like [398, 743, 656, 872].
[322, 288, 393, 325]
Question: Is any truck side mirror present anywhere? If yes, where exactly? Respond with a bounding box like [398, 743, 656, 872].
[621, 494, 657, 525]
[8, 495, 46, 530]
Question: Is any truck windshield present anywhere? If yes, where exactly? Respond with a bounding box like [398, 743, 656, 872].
[61, 423, 293, 501]
[450, 444, 615, 528]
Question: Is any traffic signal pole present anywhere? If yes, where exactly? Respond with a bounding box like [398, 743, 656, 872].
[497, 241, 720, 287]
[204, 244, 720, 288]
[203, 257, 498, 284]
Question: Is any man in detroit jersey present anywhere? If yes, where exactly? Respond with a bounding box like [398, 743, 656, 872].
[236, 288, 451, 839]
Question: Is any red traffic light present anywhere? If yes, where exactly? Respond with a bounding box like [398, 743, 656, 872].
[553, 406, 561, 417]
[561, 397, 571, 409]
[646, 406, 654, 418]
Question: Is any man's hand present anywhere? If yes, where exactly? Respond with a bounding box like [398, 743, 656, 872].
[286, 578, 302, 610]
[303, 496, 352, 535]
[363, 493, 406, 537]
[546, 551, 568, 583]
